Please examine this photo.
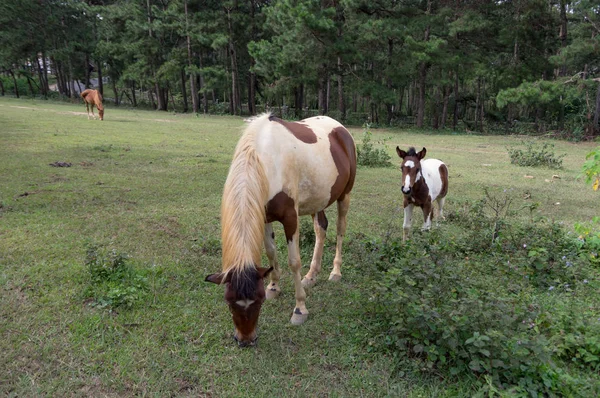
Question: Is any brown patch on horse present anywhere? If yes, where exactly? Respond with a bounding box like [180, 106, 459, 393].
[438, 164, 449, 198]
[269, 116, 318, 144]
[266, 191, 297, 242]
[316, 211, 328, 231]
[327, 126, 357, 207]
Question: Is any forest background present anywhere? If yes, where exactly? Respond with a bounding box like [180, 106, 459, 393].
[0, 0, 599, 137]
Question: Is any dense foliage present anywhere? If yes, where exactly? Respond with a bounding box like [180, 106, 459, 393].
[363, 190, 600, 396]
[0, 0, 599, 137]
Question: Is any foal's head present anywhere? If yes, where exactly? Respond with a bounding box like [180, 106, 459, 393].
[205, 266, 273, 347]
[396, 146, 427, 196]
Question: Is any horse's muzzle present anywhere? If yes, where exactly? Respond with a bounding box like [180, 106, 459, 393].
[402, 187, 411, 195]
[233, 333, 258, 348]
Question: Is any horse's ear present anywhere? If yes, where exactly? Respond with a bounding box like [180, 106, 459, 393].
[396, 146, 407, 159]
[257, 266, 274, 279]
[205, 272, 227, 285]
[418, 147, 427, 160]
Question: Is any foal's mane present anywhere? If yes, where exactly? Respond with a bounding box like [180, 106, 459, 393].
[221, 114, 270, 276]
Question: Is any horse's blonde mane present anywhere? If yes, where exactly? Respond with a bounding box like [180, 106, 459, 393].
[221, 114, 271, 275]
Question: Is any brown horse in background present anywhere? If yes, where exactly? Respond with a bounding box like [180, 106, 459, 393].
[81, 89, 104, 120]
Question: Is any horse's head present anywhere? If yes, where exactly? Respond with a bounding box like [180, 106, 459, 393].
[396, 146, 426, 196]
[98, 109, 104, 121]
[205, 266, 273, 347]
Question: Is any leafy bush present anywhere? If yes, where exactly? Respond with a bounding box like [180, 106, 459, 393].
[507, 141, 565, 169]
[581, 146, 600, 191]
[365, 190, 600, 396]
[356, 126, 392, 167]
[84, 244, 148, 309]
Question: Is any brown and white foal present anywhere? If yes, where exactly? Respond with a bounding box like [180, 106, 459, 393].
[396, 147, 448, 242]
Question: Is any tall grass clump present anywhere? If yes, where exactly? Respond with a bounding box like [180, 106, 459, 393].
[364, 189, 600, 396]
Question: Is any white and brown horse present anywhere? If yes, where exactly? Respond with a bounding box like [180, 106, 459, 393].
[81, 89, 104, 120]
[206, 114, 356, 346]
[396, 147, 448, 242]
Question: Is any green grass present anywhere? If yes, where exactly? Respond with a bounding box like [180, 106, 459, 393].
[0, 97, 598, 397]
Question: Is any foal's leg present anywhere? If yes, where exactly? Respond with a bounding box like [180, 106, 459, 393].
[91, 104, 97, 120]
[85, 102, 91, 120]
[421, 200, 433, 231]
[436, 197, 446, 222]
[329, 194, 350, 282]
[302, 211, 328, 288]
[264, 223, 281, 299]
[402, 203, 414, 242]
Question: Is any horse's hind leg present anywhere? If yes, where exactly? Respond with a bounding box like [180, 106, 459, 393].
[264, 223, 281, 299]
[436, 197, 446, 224]
[302, 211, 328, 288]
[329, 194, 350, 282]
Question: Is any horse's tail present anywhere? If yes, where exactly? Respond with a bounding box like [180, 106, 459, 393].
[221, 114, 271, 274]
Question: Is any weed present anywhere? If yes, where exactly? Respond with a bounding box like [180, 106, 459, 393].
[356, 125, 392, 167]
[84, 244, 148, 309]
[507, 141, 565, 169]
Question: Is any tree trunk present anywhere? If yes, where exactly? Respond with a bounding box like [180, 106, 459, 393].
[226, 7, 241, 115]
[432, 86, 441, 129]
[96, 59, 103, 96]
[453, 73, 459, 130]
[131, 81, 137, 107]
[36, 55, 47, 98]
[248, 0, 257, 115]
[474, 78, 481, 131]
[148, 87, 156, 109]
[441, 84, 450, 129]
[41, 51, 49, 93]
[559, 0, 568, 77]
[294, 84, 304, 119]
[590, 84, 600, 136]
[318, 65, 327, 115]
[10, 70, 19, 98]
[85, 53, 91, 88]
[180, 69, 188, 113]
[416, 2, 431, 128]
[338, 57, 345, 122]
[113, 80, 120, 106]
[0, 78, 5, 96]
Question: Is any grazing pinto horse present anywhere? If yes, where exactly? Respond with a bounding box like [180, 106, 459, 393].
[81, 89, 104, 120]
[396, 147, 448, 242]
[205, 114, 356, 347]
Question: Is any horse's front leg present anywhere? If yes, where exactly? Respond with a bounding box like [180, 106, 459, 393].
[302, 211, 327, 288]
[284, 212, 308, 325]
[402, 203, 414, 242]
[91, 105, 97, 120]
[330, 194, 350, 282]
[85, 103, 91, 120]
[264, 223, 281, 299]
[421, 200, 433, 231]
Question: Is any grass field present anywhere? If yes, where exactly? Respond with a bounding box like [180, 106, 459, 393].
[1, 97, 598, 397]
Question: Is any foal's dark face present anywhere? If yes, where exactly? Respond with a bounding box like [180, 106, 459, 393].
[396, 147, 427, 196]
[205, 266, 273, 347]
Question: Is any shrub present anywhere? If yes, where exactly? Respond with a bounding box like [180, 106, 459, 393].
[581, 146, 600, 191]
[507, 141, 565, 169]
[356, 126, 392, 167]
[84, 244, 148, 309]
[365, 190, 600, 396]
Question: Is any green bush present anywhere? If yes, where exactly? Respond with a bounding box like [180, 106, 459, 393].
[507, 141, 565, 169]
[365, 190, 600, 396]
[356, 127, 392, 168]
[84, 244, 149, 309]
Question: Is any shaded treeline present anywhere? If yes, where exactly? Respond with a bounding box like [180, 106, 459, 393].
[0, 0, 599, 135]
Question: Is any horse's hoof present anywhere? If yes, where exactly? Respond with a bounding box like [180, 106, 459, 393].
[290, 308, 308, 325]
[301, 276, 317, 288]
[265, 286, 280, 300]
[328, 273, 342, 282]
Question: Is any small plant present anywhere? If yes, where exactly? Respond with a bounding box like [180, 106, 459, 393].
[356, 125, 392, 167]
[581, 146, 600, 191]
[507, 141, 565, 169]
[84, 244, 148, 309]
